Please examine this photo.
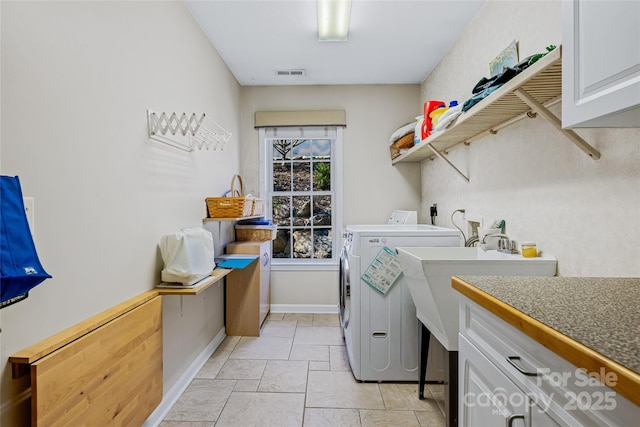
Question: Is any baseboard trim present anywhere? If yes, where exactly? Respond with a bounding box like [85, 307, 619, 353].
[270, 304, 338, 314]
[142, 327, 226, 427]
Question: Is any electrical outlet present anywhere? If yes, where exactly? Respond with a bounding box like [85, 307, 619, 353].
[23, 197, 35, 236]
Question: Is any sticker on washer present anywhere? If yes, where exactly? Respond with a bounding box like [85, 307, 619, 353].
[361, 246, 403, 296]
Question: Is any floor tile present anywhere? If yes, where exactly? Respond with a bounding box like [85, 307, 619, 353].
[163, 379, 235, 422]
[379, 383, 441, 411]
[329, 345, 350, 371]
[233, 379, 260, 392]
[216, 392, 305, 427]
[260, 320, 298, 338]
[294, 326, 343, 346]
[217, 335, 241, 352]
[229, 336, 293, 360]
[426, 383, 445, 403]
[303, 408, 361, 427]
[195, 350, 231, 379]
[258, 360, 308, 393]
[267, 312, 285, 320]
[306, 371, 385, 409]
[313, 313, 340, 326]
[159, 422, 215, 427]
[216, 358, 267, 380]
[309, 361, 330, 371]
[360, 409, 420, 427]
[415, 409, 446, 427]
[289, 343, 330, 361]
[283, 313, 314, 325]
[162, 314, 455, 427]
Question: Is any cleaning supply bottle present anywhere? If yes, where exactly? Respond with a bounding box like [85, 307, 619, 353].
[429, 105, 449, 130]
[433, 101, 462, 132]
[421, 100, 445, 139]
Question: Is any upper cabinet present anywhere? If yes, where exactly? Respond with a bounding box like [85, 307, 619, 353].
[562, 0, 640, 127]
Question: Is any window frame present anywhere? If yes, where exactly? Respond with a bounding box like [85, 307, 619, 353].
[259, 126, 343, 270]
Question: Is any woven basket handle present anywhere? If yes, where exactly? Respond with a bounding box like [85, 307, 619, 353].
[230, 174, 244, 197]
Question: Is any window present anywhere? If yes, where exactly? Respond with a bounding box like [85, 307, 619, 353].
[260, 127, 343, 267]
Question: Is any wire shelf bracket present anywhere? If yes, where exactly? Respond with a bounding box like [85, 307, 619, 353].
[147, 109, 232, 152]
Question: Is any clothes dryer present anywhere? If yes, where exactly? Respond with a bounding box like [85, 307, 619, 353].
[339, 224, 461, 382]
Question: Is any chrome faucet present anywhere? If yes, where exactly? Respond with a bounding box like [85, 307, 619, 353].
[480, 233, 510, 244]
[481, 233, 518, 254]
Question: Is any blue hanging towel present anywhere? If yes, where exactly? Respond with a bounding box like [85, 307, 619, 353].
[1, 175, 51, 307]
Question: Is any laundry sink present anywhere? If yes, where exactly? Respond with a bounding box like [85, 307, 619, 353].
[396, 246, 557, 351]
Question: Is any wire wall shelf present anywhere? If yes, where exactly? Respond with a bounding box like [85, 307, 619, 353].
[147, 109, 232, 152]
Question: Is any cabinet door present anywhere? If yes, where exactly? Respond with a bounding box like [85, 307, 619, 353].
[562, 0, 640, 127]
[532, 408, 561, 427]
[226, 241, 271, 327]
[259, 241, 271, 325]
[459, 335, 529, 427]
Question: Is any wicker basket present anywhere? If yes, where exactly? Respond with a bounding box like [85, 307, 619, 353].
[251, 198, 265, 216]
[235, 225, 277, 241]
[206, 175, 253, 218]
[389, 132, 415, 159]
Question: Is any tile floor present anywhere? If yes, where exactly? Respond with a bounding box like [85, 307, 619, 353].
[160, 313, 446, 427]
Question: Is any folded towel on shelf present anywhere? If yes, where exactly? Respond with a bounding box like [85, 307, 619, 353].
[388, 122, 415, 145]
[434, 105, 463, 131]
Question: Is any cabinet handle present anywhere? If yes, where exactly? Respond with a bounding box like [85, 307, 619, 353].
[262, 252, 270, 266]
[506, 414, 525, 427]
[506, 356, 539, 376]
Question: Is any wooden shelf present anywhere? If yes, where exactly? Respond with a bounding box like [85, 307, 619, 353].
[392, 46, 599, 181]
[156, 268, 232, 295]
[203, 216, 262, 222]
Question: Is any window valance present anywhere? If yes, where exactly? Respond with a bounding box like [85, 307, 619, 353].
[254, 110, 346, 128]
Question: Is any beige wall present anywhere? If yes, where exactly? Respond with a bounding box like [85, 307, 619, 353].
[239, 85, 422, 307]
[0, 2, 240, 424]
[419, 0, 640, 277]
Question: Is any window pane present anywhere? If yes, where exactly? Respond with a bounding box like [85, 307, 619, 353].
[293, 229, 311, 258]
[292, 162, 311, 191]
[291, 139, 311, 159]
[293, 195, 310, 225]
[273, 162, 291, 191]
[273, 229, 290, 258]
[310, 139, 331, 160]
[273, 139, 292, 160]
[272, 196, 291, 226]
[313, 195, 332, 226]
[264, 128, 339, 262]
[313, 162, 331, 191]
[314, 229, 332, 259]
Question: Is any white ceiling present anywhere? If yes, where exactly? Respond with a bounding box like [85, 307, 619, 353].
[185, 0, 485, 86]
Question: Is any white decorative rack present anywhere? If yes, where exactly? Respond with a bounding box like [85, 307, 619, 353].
[147, 109, 232, 152]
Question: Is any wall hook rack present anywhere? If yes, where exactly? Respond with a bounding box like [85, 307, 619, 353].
[147, 109, 232, 152]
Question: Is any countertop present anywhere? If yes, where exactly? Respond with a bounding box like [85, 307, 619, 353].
[452, 276, 640, 406]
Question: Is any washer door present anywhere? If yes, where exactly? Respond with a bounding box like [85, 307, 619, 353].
[339, 247, 351, 329]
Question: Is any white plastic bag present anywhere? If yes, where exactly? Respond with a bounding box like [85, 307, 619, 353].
[159, 227, 215, 285]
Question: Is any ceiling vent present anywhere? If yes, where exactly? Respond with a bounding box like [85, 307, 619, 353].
[276, 69, 306, 77]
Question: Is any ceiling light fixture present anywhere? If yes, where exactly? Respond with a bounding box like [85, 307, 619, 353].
[317, 0, 351, 42]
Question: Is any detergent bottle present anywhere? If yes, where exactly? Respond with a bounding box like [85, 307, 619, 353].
[421, 100, 445, 139]
[429, 105, 449, 130]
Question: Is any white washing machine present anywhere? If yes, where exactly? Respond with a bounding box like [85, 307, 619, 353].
[339, 224, 461, 382]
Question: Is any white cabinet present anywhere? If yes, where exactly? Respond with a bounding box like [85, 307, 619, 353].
[562, 0, 640, 127]
[459, 297, 639, 426]
[460, 334, 560, 427]
[459, 334, 528, 426]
